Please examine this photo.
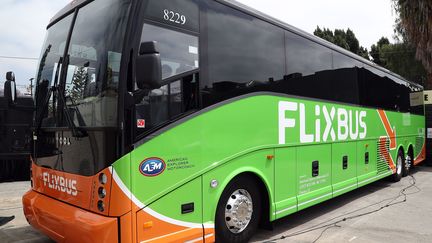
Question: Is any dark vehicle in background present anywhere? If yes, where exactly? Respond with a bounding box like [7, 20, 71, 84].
[0, 72, 33, 182]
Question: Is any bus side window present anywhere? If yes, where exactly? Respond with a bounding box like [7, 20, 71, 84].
[134, 22, 199, 140]
[134, 73, 199, 140]
[169, 73, 199, 119]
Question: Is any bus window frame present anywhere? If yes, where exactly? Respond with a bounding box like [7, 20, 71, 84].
[129, 4, 201, 143]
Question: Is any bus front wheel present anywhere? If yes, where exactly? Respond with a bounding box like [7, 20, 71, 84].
[215, 175, 261, 243]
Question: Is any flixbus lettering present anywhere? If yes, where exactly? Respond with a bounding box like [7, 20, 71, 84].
[42, 172, 78, 196]
[279, 101, 367, 144]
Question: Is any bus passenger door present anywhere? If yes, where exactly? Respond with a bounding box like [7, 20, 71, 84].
[296, 144, 332, 211]
[274, 147, 297, 219]
[331, 142, 357, 197]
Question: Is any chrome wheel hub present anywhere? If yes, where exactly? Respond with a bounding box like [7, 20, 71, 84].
[224, 189, 253, 234]
[405, 155, 412, 171]
[397, 155, 402, 175]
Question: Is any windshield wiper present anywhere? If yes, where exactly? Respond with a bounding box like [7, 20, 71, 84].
[65, 95, 87, 127]
[58, 91, 88, 138]
[35, 57, 62, 137]
[58, 56, 88, 138]
[34, 57, 88, 138]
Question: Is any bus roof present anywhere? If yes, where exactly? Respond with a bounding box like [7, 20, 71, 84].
[219, 0, 422, 89]
[49, 0, 87, 27]
[48, 0, 423, 89]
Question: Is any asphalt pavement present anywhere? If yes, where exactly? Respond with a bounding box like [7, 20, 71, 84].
[252, 166, 432, 243]
[1, 166, 432, 243]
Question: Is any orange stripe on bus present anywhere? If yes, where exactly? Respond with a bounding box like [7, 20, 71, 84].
[110, 175, 211, 243]
[379, 137, 396, 173]
[414, 142, 426, 165]
[377, 110, 397, 150]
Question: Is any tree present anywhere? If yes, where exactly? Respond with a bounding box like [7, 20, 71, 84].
[314, 26, 369, 60]
[370, 37, 426, 85]
[370, 37, 390, 66]
[381, 43, 426, 85]
[345, 29, 360, 54]
[68, 67, 88, 103]
[392, 0, 432, 88]
[358, 46, 369, 60]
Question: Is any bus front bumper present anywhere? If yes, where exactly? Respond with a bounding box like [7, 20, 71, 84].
[23, 190, 118, 243]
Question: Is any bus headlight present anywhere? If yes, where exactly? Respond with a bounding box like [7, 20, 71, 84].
[97, 200, 105, 212]
[99, 173, 107, 184]
[98, 187, 106, 199]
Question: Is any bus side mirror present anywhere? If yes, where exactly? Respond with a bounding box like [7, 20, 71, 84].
[4, 72, 17, 106]
[136, 41, 162, 90]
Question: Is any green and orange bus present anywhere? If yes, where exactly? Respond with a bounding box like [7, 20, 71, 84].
[21, 0, 425, 242]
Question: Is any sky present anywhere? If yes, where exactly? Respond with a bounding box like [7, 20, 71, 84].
[0, 0, 397, 90]
[235, 0, 397, 48]
[0, 0, 68, 91]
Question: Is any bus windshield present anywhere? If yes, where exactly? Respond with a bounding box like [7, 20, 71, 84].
[35, 0, 131, 128]
[33, 0, 131, 176]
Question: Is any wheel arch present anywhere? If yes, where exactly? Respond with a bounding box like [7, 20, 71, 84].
[396, 144, 405, 157]
[213, 168, 274, 226]
[407, 143, 414, 158]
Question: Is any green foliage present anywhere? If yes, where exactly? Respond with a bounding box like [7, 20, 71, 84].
[370, 37, 390, 66]
[314, 25, 426, 85]
[357, 46, 370, 60]
[392, 0, 432, 87]
[345, 29, 360, 54]
[68, 67, 88, 103]
[314, 26, 369, 60]
[381, 43, 426, 85]
[370, 37, 426, 85]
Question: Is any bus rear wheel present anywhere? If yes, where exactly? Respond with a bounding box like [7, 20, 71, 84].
[215, 176, 261, 243]
[403, 151, 413, 177]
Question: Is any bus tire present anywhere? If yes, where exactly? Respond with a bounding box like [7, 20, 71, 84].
[403, 149, 413, 177]
[215, 175, 261, 243]
[392, 150, 404, 182]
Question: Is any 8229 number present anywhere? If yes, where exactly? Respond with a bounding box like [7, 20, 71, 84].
[163, 9, 187, 25]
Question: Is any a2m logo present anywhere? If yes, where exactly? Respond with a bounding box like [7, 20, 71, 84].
[139, 158, 166, 177]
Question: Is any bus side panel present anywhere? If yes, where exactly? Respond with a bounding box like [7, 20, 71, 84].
[136, 177, 204, 243]
[111, 154, 132, 216]
[274, 147, 298, 219]
[202, 149, 275, 226]
[331, 142, 358, 197]
[357, 140, 379, 186]
[297, 144, 332, 211]
[111, 154, 133, 243]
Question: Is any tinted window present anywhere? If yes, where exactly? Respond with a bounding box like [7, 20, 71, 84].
[63, 0, 130, 128]
[203, 1, 285, 106]
[135, 74, 198, 137]
[358, 67, 411, 112]
[141, 24, 199, 80]
[136, 84, 169, 131]
[282, 32, 359, 104]
[200, 2, 422, 114]
[286, 32, 332, 76]
[35, 15, 73, 125]
[143, 0, 199, 32]
[333, 51, 364, 69]
[170, 80, 183, 117]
